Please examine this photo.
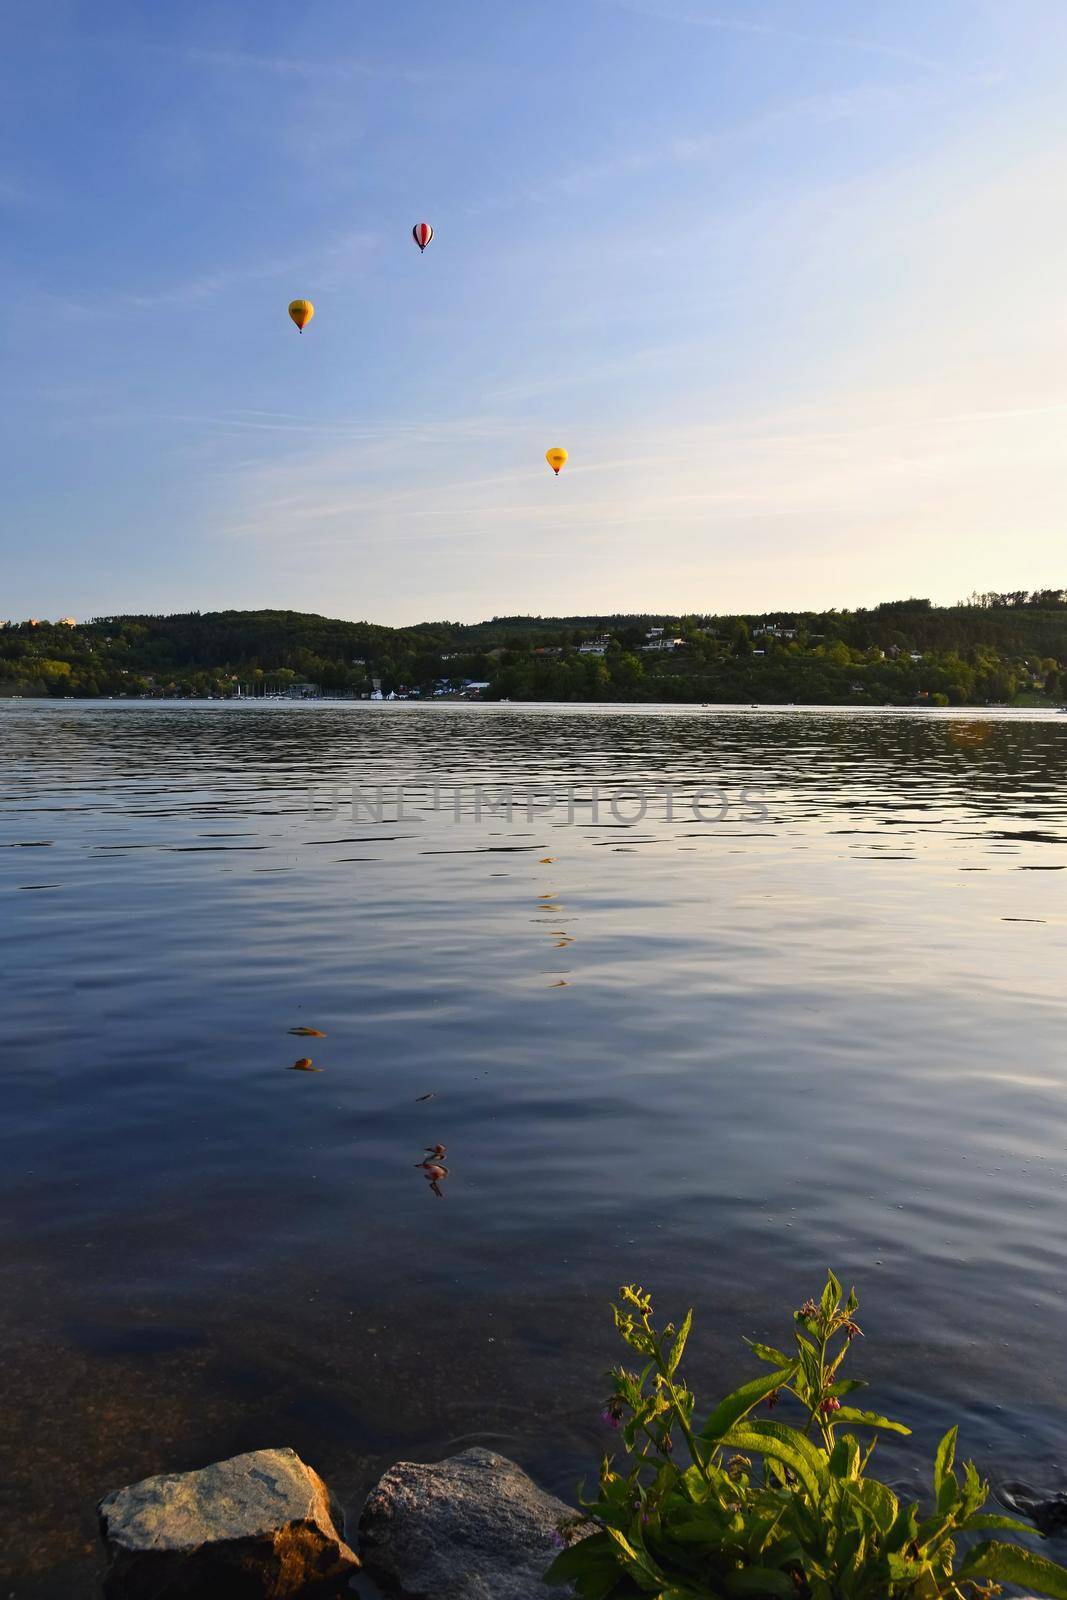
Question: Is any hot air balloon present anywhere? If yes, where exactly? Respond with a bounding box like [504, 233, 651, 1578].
[412, 221, 433, 253]
[545, 447, 568, 476]
[288, 299, 314, 332]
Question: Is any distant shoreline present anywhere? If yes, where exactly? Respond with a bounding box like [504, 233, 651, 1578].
[3, 694, 1063, 713]
[2, 599, 1063, 706]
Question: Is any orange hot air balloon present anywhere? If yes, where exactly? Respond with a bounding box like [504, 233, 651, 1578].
[288, 299, 314, 333]
[545, 447, 568, 476]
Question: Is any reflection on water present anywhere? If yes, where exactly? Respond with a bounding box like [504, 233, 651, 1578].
[1, 702, 1066, 1595]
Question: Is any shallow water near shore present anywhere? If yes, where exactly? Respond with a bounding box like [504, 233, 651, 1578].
[2, 701, 1066, 1595]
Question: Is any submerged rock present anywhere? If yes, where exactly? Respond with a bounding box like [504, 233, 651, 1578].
[98, 1445, 359, 1598]
[999, 1482, 1067, 1538]
[359, 1445, 585, 1599]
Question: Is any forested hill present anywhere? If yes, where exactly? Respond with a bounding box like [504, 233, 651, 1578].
[2, 592, 1066, 704]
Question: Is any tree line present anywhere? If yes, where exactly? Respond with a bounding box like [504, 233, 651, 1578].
[0, 596, 1064, 705]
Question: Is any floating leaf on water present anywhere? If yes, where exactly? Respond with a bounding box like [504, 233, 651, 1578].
[415, 1092, 435, 1102]
[550, 979, 569, 988]
[289, 1057, 320, 1072]
[540, 857, 557, 864]
[289, 1027, 327, 1037]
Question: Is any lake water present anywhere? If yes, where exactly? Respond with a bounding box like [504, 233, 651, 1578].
[2, 702, 1066, 1595]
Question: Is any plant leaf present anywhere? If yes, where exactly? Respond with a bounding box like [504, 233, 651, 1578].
[723, 1568, 796, 1596]
[961, 1458, 988, 1516]
[828, 1436, 860, 1481]
[887, 1551, 924, 1582]
[702, 1365, 799, 1441]
[667, 1308, 693, 1377]
[960, 1540, 1067, 1599]
[852, 1475, 898, 1534]
[745, 1340, 795, 1370]
[821, 1271, 842, 1318]
[963, 1513, 1036, 1535]
[832, 1407, 910, 1435]
[544, 1530, 622, 1594]
[719, 1420, 830, 1503]
[884, 1502, 919, 1554]
[932, 1425, 957, 1497]
[602, 1524, 668, 1591]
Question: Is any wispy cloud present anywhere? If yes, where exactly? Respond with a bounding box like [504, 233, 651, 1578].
[148, 414, 388, 437]
[182, 46, 428, 85]
[464, 78, 935, 215]
[18, 228, 381, 320]
[210, 369, 1067, 591]
[597, 0, 970, 76]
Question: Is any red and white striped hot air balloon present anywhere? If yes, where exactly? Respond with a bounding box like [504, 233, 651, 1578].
[412, 221, 434, 253]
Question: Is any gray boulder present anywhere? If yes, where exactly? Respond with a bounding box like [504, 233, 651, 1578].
[358, 1446, 585, 1599]
[98, 1445, 359, 1598]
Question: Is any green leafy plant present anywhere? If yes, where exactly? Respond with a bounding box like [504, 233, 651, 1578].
[547, 1272, 1067, 1599]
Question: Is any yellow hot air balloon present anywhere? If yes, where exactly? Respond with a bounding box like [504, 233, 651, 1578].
[545, 447, 568, 476]
[288, 299, 314, 333]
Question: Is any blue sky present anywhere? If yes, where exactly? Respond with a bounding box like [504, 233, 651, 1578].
[4, 1, 1067, 624]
